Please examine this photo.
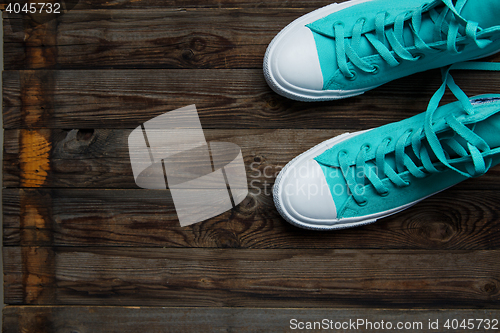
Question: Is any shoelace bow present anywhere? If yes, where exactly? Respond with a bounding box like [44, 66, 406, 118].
[334, 0, 493, 79]
[338, 62, 500, 205]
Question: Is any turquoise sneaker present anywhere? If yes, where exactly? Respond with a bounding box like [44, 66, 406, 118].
[273, 62, 500, 230]
[263, 0, 500, 101]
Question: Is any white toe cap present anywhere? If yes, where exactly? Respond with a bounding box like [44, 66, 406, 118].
[278, 157, 337, 222]
[272, 26, 324, 91]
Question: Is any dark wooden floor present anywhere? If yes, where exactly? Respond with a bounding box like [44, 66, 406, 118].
[3, 0, 500, 331]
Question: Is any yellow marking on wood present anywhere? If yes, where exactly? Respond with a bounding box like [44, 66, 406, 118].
[26, 47, 45, 70]
[21, 203, 52, 245]
[25, 271, 47, 304]
[22, 75, 46, 125]
[22, 204, 46, 228]
[20, 130, 51, 187]
[22, 247, 54, 304]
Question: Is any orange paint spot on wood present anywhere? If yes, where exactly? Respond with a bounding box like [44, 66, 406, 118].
[20, 71, 55, 128]
[25, 271, 47, 304]
[22, 204, 46, 228]
[20, 202, 52, 245]
[20, 130, 51, 187]
[22, 78, 45, 125]
[20, 20, 57, 127]
[25, 20, 57, 69]
[22, 247, 55, 304]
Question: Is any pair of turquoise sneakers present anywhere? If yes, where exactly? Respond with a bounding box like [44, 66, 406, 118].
[264, 0, 500, 230]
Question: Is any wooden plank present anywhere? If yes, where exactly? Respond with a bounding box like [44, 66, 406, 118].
[4, 306, 500, 333]
[2, 128, 342, 188]
[70, 0, 334, 9]
[4, 11, 58, 70]
[3, 248, 57, 306]
[4, 247, 500, 307]
[3, 188, 500, 249]
[4, 128, 500, 189]
[3, 9, 303, 70]
[5, 68, 500, 129]
[4, 7, 500, 71]
[2, 0, 333, 11]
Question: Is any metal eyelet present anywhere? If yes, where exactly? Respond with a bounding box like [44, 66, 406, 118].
[456, 44, 466, 53]
[361, 143, 371, 152]
[346, 70, 357, 81]
[339, 149, 349, 157]
[370, 65, 380, 75]
[414, 52, 426, 60]
[357, 199, 368, 207]
[380, 190, 390, 197]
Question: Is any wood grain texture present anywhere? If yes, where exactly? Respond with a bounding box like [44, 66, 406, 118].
[5, 128, 500, 189]
[6, 8, 500, 71]
[4, 247, 500, 307]
[6, 68, 500, 129]
[4, 0, 500, 318]
[1, 68, 429, 129]
[3, 128, 341, 188]
[4, 306, 500, 333]
[3, 188, 500, 249]
[69, 0, 335, 9]
[2, 0, 333, 11]
[3, 9, 302, 70]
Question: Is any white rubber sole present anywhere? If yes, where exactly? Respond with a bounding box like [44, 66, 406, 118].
[273, 130, 428, 231]
[263, 0, 377, 102]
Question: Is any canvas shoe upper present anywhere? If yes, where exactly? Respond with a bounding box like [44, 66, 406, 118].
[264, 0, 500, 101]
[273, 62, 500, 230]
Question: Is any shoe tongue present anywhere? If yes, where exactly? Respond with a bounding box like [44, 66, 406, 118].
[356, 11, 437, 58]
[403, 0, 500, 51]
[377, 4, 453, 56]
[472, 112, 500, 149]
[350, 3, 473, 63]
[437, 104, 500, 164]
[403, 11, 435, 46]
[460, 0, 500, 29]
[388, 102, 500, 174]
[348, 1, 500, 65]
